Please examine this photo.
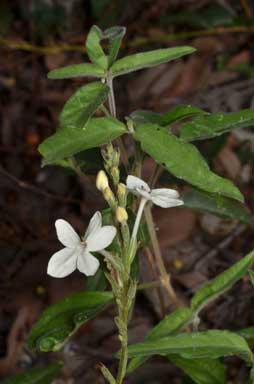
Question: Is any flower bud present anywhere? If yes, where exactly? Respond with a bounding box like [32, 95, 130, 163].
[112, 147, 120, 167]
[104, 187, 117, 209]
[101, 144, 114, 165]
[96, 170, 109, 192]
[110, 166, 120, 185]
[117, 183, 127, 206]
[116, 206, 128, 223]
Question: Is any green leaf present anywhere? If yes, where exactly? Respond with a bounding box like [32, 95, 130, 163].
[86, 25, 108, 70]
[130, 110, 162, 125]
[74, 148, 103, 174]
[180, 109, 254, 141]
[127, 330, 253, 363]
[183, 188, 252, 224]
[169, 356, 226, 384]
[160, 105, 208, 126]
[111, 46, 196, 77]
[134, 124, 243, 202]
[2, 363, 62, 384]
[238, 327, 254, 346]
[60, 82, 109, 129]
[130, 106, 207, 127]
[28, 291, 112, 352]
[128, 308, 193, 373]
[104, 26, 126, 67]
[191, 251, 254, 313]
[39, 117, 126, 165]
[249, 269, 254, 286]
[146, 308, 193, 340]
[47, 63, 105, 79]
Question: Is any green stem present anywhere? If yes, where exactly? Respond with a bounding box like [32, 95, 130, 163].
[105, 75, 132, 384]
[100, 104, 111, 117]
[116, 300, 128, 384]
[100, 364, 117, 384]
[107, 77, 116, 118]
[137, 280, 161, 291]
[107, 76, 129, 170]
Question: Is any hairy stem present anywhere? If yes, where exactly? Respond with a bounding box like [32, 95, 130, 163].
[116, 283, 129, 384]
[105, 76, 132, 384]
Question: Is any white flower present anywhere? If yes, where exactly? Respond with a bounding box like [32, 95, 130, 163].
[126, 175, 184, 208]
[47, 212, 116, 278]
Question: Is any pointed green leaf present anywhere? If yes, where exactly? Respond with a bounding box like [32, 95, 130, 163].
[111, 46, 196, 77]
[145, 308, 193, 340]
[86, 25, 108, 70]
[2, 363, 62, 384]
[104, 26, 126, 67]
[180, 109, 254, 141]
[47, 63, 105, 79]
[39, 117, 126, 165]
[160, 105, 208, 126]
[130, 106, 207, 127]
[28, 291, 113, 352]
[134, 124, 243, 201]
[130, 110, 162, 125]
[169, 356, 226, 384]
[191, 251, 254, 313]
[183, 189, 252, 224]
[127, 330, 253, 363]
[60, 82, 109, 129]
[128, 308, 193, 373]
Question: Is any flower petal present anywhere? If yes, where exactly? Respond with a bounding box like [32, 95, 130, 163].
[151, 194, 184, 208]
[77, 251, 100, 276]
[151, 188, 180, 199]
[47, 247, 77, 278]
[86, 226, 117, 252]
[126, 175, 150, 192]
[84, 211, 102, 240]
[55, 219, 80, 248]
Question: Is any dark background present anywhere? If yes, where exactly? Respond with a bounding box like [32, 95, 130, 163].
[0, 0, 254, 382]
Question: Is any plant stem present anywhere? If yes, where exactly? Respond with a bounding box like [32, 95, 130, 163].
[137, 280, 162, 291]
[107, 77, 129, 169]
[107, 77, 116, 118]
[105, 76, 132, 384]
[116, 284, 129, 384]
[144, 204, 181, 308]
